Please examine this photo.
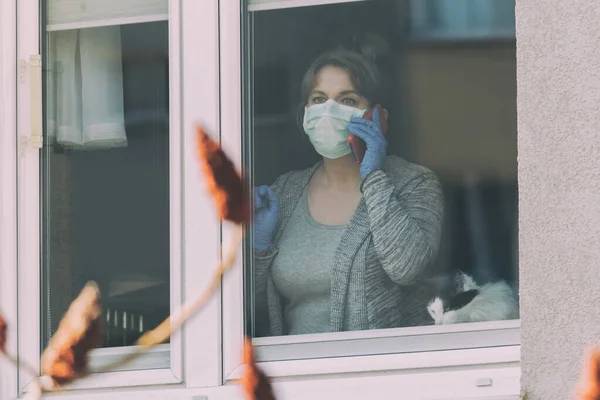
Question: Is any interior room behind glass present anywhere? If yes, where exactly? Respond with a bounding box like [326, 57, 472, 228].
[249, 0, 517, 335]
[42, 21, 170, 349]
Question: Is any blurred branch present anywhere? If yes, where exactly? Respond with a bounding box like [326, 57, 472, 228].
[0, 125, 261, 399]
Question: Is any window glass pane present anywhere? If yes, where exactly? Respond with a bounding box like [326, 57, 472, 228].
[247, 0, 518, 339]
[41, 4, 170, 355]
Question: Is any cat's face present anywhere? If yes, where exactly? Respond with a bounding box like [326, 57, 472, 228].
[427, 297, 459, 325]
[426, 272, 480, 325]
[427, 297, 443, 324]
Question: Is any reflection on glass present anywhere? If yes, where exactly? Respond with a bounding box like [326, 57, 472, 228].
[42, 20, 170, 350]
[248, 0, 518, 338]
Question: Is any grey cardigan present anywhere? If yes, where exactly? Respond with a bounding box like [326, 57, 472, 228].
[253, 155, 444, 337]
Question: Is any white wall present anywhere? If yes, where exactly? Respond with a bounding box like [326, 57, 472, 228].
[517, 1, 600, 399]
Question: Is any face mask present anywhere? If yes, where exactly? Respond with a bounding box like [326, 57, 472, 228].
[303, 99, 366, 159]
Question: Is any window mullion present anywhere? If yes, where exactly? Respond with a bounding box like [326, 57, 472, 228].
[179, 0, 223, 389]
[167, 0, 184, 383]
[220, 0, 246, 382]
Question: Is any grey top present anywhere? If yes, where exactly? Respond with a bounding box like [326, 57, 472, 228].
[254, 155, 444, 337]
[271, 186, 346, 335]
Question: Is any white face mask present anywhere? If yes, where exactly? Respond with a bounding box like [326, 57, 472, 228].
[302, 99, 367, 159]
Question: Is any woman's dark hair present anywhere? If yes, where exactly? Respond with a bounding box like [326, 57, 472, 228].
[295, 49, 388, 130]
[300, 49, 386, 107]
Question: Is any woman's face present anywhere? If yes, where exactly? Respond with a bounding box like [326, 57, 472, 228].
[306, 66, 371, 110]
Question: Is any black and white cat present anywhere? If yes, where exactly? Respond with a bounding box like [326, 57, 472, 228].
[425, 271, 519, 325]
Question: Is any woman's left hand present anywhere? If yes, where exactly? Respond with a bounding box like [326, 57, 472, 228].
[346, 107, 388, 180]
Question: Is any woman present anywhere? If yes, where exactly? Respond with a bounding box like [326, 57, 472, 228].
[252, 49, 444, 337]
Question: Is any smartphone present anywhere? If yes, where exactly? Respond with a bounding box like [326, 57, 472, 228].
[348, 104, 388, 164]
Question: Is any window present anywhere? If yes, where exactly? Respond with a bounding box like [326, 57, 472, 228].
[43, 19, 170, 350]
[42, 0, 172, 369]
[241, 0, 519, 362]
[10, 0, 225, 393]
[41, 0, 171, 382]
[3, 0, 522, 397]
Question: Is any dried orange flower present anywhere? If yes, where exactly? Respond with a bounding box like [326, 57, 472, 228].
[242, 338, 276, 400]
[0, 311, 7, 354]
[196, 125, 249, 224]
[41, 281, 103, 385]
[576, 347, 600, 400]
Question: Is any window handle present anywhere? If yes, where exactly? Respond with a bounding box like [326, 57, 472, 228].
[476, 377, 493, 387]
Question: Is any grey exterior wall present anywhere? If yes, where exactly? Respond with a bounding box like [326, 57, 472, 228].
[518, 1, 600, 399]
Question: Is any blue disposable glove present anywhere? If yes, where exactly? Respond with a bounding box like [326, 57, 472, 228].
[252, 185, 280, 253]
[346, 107, 388, 180]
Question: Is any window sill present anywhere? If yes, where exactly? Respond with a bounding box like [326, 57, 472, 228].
[88, 344, 170, 372]
[226, 345, 520, 381]
[23, 368, 181, 397]
[22, 344, 177, 394]
[252, 320, 520, 362]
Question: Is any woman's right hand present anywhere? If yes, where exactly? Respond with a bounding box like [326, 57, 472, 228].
[253, 185, 280, 253]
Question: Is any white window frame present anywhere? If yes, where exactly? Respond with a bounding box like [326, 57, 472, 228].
[221, 0, 521, 398]
[0, 0, 19, 399]
[1, 0, 523, 398]
[8, 0, 224, 395]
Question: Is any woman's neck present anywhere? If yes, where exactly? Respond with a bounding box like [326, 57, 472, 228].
[319, 154, 361, 190]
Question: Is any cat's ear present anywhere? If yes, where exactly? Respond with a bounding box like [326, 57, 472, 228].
[457, 271, 479, 291]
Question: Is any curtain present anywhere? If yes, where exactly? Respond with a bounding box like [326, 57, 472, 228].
[48, 26, 127, 149]
[46, 0, 168, 149]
